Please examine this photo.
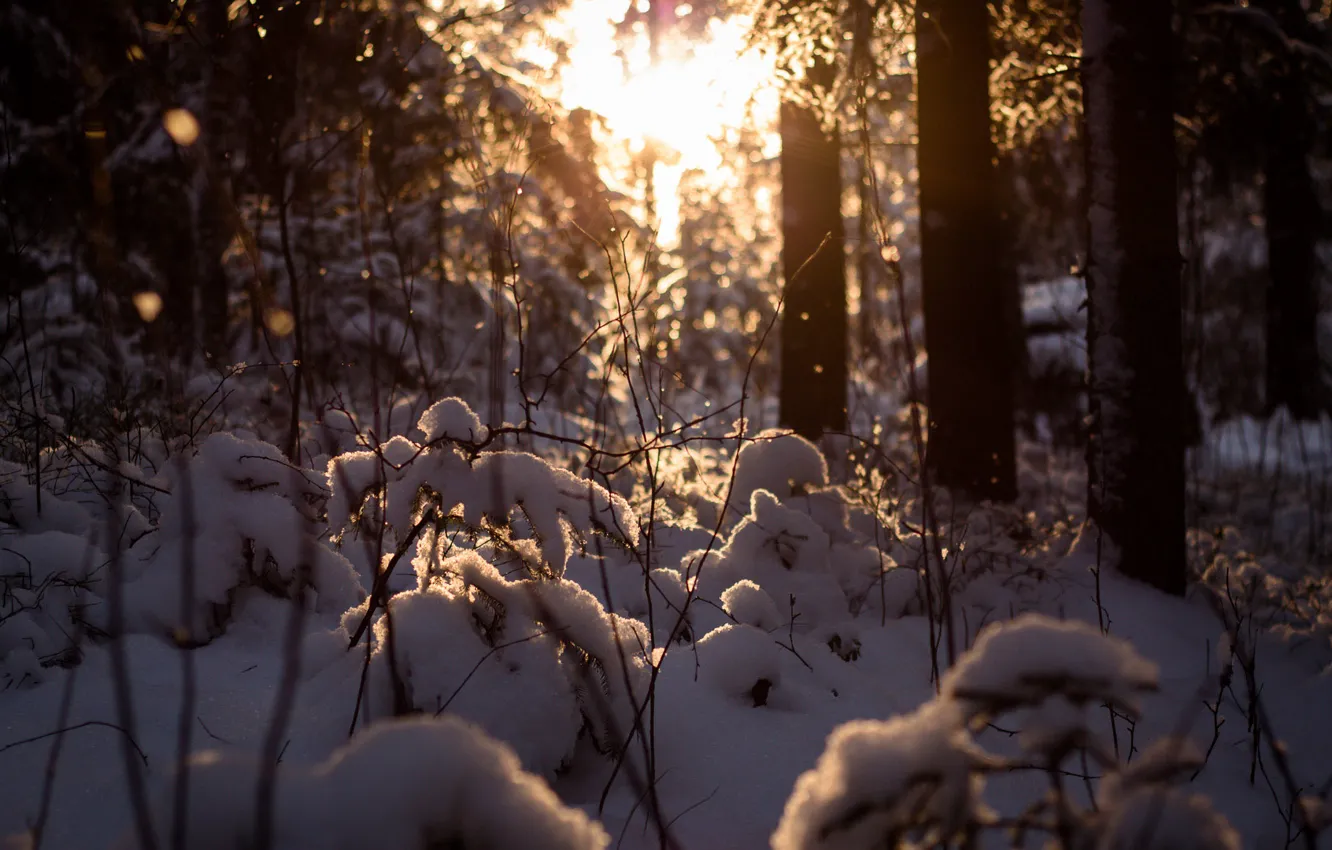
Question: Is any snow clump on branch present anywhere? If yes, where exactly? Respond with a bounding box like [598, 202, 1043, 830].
[327, 397, 638, 576]
[772, 614, 1238, 850]
[114, 433, 363, 644]
[350, 545, 650, 773]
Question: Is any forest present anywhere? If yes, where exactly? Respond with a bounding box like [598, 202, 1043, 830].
[2, 0, 1332, 848]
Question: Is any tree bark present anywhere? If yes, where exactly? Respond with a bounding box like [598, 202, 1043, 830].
[1082, 0, 1185, 595]
[1258, 0, 1324, 419]
[1264, 80, 1322, 419]
[915, 0, 1017, 501]
[779, 67, 847, 441]
[197, 0, 232, 363]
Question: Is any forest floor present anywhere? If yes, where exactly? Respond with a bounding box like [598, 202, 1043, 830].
[2, 407, 1331, 850]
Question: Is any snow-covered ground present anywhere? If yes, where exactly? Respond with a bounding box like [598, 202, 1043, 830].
[2, 400, 1330, 849]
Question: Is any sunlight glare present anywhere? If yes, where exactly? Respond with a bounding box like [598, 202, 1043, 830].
[542, 0, 780, 244]
[558, 9, 775, 168]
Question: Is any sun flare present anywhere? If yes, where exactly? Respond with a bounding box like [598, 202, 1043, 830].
[536, 0, 780, 243]
[557, 5, 777, 167]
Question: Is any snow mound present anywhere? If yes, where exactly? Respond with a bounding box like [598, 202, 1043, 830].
[941, 613, 1159, 718]
[721, 580, 783, 631]
[0, 530, 97, 685]
[132, 716, 609, 850]
[416, 396, 484, 444]
[729, 430, 829, 513]
[313, 716, 610, 849]
[359, 549, 649, 770]
[0, 464, 94, 537]
[696, 623, 784, 705]
[328, 437, 638, 576]
[114, 434, 363, 644]
[771, 702, 989, 850]
[1092, 786, 1240, 850]
[688, 489, 849, 632]
[372, 586, 580, 774]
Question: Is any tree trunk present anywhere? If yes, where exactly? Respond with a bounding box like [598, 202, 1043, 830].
[1082, 0, 1185, 595]
[779, 67, 847, 441]
[197, 0, 232, 363]
[915, 0, 1017, 501]
[1258, 1, 1324, 419]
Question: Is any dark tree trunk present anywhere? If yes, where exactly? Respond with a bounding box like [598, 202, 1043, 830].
[1258, 0, 1324, 419]
[995, 152, 1031, 431]
[779, 67, 847, 441]
[1264, 86, 1322, 419]
[915, 0, 1017, 501]
[1082, 0, 1185, 595]
[197, 0, 232, 363]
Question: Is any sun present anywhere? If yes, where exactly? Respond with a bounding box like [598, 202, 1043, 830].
[534, 0, 780, 244]
[557, 3, 777, 169]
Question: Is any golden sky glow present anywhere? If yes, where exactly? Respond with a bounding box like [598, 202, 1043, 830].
[534, 0, 780, 245]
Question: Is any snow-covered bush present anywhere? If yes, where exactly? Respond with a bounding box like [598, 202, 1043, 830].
[694, 622, 787, 707]
[941, 614, 1158, 738]
[0, 529, 98, 687]
[348, 549, 651, 773]
[689, 489, 849, 634]
[721, 579, 784, 631]
[662, 430, 920, 653]
[134, 715, 610, 850]
[682, 486, 909, 646]
[0, 463, 104, 686]
[1, 452, 125, 685]
[728, 431, 830, 513]
[772, 614, 1244, 850]
[772, 702, 991, 850]
[328, 397, 638, 579]
[113, 434, 363, 644]
[3, 430, 366, 676]
[1192, 526, 1332, 673]
[324, 399, 649, 772]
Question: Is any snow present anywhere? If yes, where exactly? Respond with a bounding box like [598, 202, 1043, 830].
[941, 613, 1160, 718]
[2, 425, 1330, 850]
[771, 703, 989, 850]
[0, 530, 97, 682]
[415, 397, 485, 444]
[328, 401, 639, 576]
[308, 716, 610, 850]
[128, 716, 611, 850]
[366, 586, 583, 773]
[1197, 409, 1332, 476]
[113, 436, 364, 644]
[694, 623, 785, 703]
[1092, 786, 1240, 850]
[687, 489, 852, 634]
[1023, 275, 1086, 332]
[728, 431, 829, 515]
[721, 579, 783, 630]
